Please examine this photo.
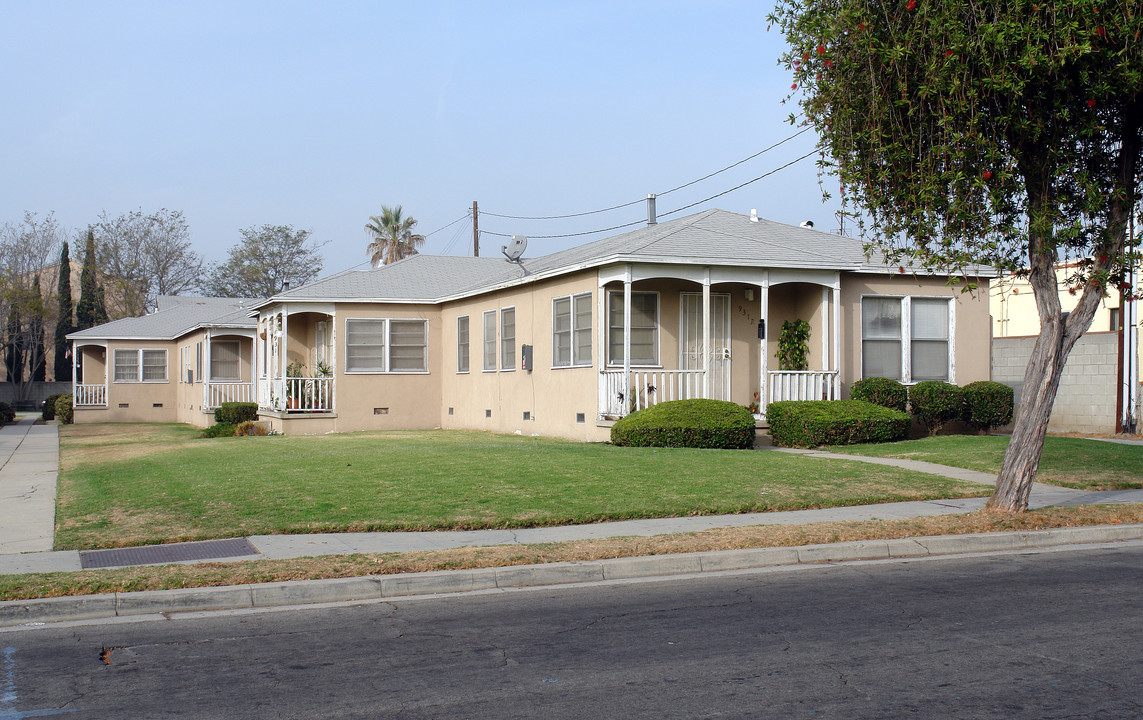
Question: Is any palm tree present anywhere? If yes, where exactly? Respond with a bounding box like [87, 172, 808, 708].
[365, 206, 426, 267]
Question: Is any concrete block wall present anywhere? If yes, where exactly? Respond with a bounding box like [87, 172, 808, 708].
[992, 332, 1120, 434]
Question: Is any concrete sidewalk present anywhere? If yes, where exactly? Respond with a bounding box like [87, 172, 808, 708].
[0, 415, 58, 555]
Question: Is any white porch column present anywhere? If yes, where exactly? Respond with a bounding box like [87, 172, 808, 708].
[623, 265, 632, 409]
[597, 279, 608, 416]
[281, 311, 288, 379]
[759, 273, 769, 409]
[820, 286, 830, 372]
[203, 330, 212, 408]
[71, 342, 77, 402]
[832, 282, 841, 399]
[702, 269, 711, 398]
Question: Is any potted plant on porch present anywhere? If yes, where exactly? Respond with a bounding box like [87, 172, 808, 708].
[285, 360, 306, 410]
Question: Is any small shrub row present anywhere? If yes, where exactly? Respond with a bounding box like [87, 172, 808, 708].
[0, 402, 13, 425]
[611, 399, 755, 449]
[201, 423, 238, 438]
[767, 400, 910, 448]
[214, 402, 258, 425]
[851, 378, 1015, 436]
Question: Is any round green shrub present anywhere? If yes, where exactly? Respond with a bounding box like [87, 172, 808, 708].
[42, 394, 63, 421]
[849, 377, 908, 412]
[0, 402, 14, 425]
[766, 399, 910, 448]
[54, 394, 74, 425]
[962, 381, 1014, 433]
[908, 381, 964, 435]
[215, 402, 258, 426]
[610, 399, 756, 449]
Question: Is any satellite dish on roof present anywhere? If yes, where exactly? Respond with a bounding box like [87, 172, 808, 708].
[501, 235, 528, 262]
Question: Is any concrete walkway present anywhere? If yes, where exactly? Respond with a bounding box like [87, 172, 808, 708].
[3, 420, 1143, 578]
[0, 415, 58, 555]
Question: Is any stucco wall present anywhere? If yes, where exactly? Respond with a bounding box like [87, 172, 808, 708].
[992, 332, 1120, 434]
[839, 273, 992, 398]
[75, 339, 177, 423]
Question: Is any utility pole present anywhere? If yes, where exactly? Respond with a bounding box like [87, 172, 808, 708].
[472, 201, 479, 257]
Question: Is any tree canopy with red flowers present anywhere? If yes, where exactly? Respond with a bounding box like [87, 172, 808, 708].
[771, 0, 1142, 511]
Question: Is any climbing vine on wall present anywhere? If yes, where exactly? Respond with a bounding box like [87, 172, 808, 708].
[776, 319, 811, 371]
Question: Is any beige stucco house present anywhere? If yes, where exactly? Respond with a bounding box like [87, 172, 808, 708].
[68, 296, 258, 425]
[239, 209, 994, 441]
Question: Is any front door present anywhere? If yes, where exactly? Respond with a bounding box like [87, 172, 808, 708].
[679, 293, 731, 401]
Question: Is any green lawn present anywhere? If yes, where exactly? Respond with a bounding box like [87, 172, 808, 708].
[827, 435, 1143, 490]
[55, 424, 993, 550]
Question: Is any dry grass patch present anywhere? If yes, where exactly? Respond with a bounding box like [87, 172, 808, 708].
[7, 504, 1142, 602]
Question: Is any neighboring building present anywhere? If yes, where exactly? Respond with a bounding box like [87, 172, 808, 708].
[990, 262, 1141, 432]
[69, 209, 996, 439]
[68, 296, 258, 425]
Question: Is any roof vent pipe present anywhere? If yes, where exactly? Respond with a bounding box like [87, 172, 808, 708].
[646, 194, 657, 226]
[282, 280, 290, 292]
[750, 208, 758, 223]
[800, 220, 815, 228]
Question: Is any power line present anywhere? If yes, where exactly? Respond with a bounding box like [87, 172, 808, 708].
[482, 149, 818, 240]
[481, 128, 811, 221]
[657, 150, 818, 220]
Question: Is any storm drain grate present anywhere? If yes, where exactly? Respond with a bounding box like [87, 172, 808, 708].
[80, 538, 259, 569]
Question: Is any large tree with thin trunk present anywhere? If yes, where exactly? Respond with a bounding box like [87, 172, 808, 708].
[0, 212, 64, 397]
[365, 206, 425, 266]
[200, 224, 326, 298]
[771, 0, 1142, 511]
[95, 208, 203, 316]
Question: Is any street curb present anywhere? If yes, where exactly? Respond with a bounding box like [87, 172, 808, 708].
[4, 524, 1143, 628]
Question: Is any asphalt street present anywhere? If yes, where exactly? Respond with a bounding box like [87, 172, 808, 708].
[4, 543, 1143, 719]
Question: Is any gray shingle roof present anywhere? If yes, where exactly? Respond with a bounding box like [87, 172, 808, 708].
[67, 297, 259, 341]
[257, 208, 998, 307]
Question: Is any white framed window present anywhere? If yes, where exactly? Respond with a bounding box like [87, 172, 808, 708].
[114, 349, 168, 382]
[500, 307, 516, 371]
[861, 296, 954, 383]
[553, 292, 592, 367]
[346, 319, 385, 372]
[114, 349, 138, 382]
[457, 316, 470, 373]
[608, 291, 659, 366]
[483, 310, 497, 371]
[344, 318, 427, 373]
[195, 342, 203, 382]
[390, 320, 428, 372]
[210, 341, 241, 381]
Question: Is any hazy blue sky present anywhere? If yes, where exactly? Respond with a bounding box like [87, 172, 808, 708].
[0, 1, 841, 276]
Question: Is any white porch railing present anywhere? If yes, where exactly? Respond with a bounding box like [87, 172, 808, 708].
[258, 376, 334, 413]
[601, 369, 705, 416]
[767, 370, 839, 404]
[204, 382, 256, 409]
[74, 384, 107, 407]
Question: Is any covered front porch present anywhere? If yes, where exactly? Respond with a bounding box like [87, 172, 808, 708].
[256, 305, 335, 414]
[597, 264, 841, 419]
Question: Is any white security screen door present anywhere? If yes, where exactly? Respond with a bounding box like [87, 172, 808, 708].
[680, 293, 731, 401]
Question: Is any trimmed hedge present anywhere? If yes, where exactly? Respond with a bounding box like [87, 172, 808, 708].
[908, 381, 965, 436]
[767, 399, 910, 448]
[215, 402, 258, 426]
[0, 402, 13, 425]
[42, 394, 63, 421]
[962, 381, 1014, 433]
[849, 377, 908, 412]
[55, 394, 74, 424]
[610, 399, 756, 449]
